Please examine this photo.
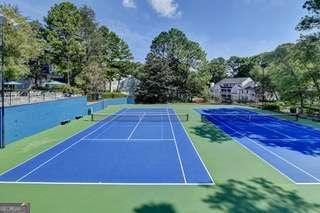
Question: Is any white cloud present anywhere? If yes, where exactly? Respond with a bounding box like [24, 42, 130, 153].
[148, 0, 181, 18]
[122, 0, 136, 8]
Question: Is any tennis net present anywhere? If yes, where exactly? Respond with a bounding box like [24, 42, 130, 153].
[91, 113, 189, 122]
[201, 113, 299, 123]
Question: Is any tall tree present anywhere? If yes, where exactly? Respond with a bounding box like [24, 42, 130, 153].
[45, 2, 85, 85]
[201, 57, 227, 83]
[28, 21, 48, 88]
[78, 5, 98, 64]
[297, 0, 320, 33]
[292, 37, 320, 102]
[96, 27, 133, 92]
[111, 37, 134, 91]
[269, 44, 308, 108]
[226, 56, 254, 78]
[136, 28, 206, 103]
[0, 4, 41, 80]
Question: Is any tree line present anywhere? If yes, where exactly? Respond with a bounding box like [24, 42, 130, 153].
[1, 2, 134, 97]
[136, 0, 320, 106]
[2, 0, 320, 107]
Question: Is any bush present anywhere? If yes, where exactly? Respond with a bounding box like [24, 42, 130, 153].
[262, 104, 280, 112]
[54, 85, 82, 95]
[290, 107, 297, 114]
[192, 97, 205, 104]
[102, 92, 127, 99]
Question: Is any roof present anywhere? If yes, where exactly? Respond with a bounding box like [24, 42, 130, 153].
[216, 77, 251, 85]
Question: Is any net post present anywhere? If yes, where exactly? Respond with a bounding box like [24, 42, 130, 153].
[91, 113, 94, 121]
[186, 113, 189, 121]
[201, 114, 205, 122]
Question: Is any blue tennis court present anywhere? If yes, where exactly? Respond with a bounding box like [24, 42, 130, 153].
[0, 108, 213, 185]
[198, 107, 320, 184]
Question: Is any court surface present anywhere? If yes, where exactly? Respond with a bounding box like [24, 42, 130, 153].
[198, 107, 320, 184]
[0, 108, 213, 185]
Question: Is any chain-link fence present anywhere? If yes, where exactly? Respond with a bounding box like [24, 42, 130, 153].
[2, 90, 81, 106]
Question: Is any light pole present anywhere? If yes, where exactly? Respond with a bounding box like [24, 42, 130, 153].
[0, 15, 5, 149]
[260, 61, 268, 107]
[0, 13, 18, 149]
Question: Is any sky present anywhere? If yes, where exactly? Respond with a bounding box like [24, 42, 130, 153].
[3, 0, 307, 62]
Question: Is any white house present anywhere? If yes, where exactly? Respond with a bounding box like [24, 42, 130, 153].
[211, 77, 257, 103]
[106, 75, 139, 96]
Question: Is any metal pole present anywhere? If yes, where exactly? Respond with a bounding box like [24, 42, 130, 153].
[67, 54, 70, 86]
[0, 19, 5, 149]
[260, 61, 268, 108]
[262, 66, 265, 107]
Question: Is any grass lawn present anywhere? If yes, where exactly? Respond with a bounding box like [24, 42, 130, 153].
[1, 104, 320, 212]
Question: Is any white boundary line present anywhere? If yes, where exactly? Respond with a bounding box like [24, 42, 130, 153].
[90, 108, 128, 139]
[211, 115, 320, 184]
[0, 181, 215, 186]
[0, 109, 127, 178]
[82, 139, 174, 141]
[238, 108, 320, 137]
[167, 108, 187, 184]
[253, 123, 292, 139]
[127, 113, 145, 140]
[205, 116, 298, 184]
[209, 112, 293, 139]
[253, 138, 320, 141]
[0, 108, 127, 177]
[0, 107, 217, 186]
[16, 110, 128, 182]
[173, 109, 215, 185]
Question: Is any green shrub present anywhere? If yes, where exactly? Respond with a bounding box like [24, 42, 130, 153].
[102, 92, 127, 99]
[57, 85, 82, 95]
[290, 107, 297, 114]
[262, 104, 280, 112]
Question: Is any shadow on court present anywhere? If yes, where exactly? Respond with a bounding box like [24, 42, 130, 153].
[191, 123, 230, 143]
[258, 139, 320, 156]
[133, 202, 176, 213]
[202, 178, 320, 213]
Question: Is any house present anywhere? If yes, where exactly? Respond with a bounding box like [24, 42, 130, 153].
[118, 76, 140, 96]
[106, 76, 139, 96]
[211, 77, 257, 103]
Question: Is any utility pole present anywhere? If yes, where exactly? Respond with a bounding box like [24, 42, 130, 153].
[260, 61, 268, 107]
[0, 13, 18, 149]
[0, 15, 5, 149]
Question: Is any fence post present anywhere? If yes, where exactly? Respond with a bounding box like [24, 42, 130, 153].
[28, 91, 31, 104]
[9, 91, 11, 106]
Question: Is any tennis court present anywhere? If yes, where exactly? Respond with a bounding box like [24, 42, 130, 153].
[0, 108, 213, 185]
[198, 107, 320, 184]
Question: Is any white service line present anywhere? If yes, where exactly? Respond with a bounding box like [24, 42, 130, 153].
[0, 108, 126, 177]
[213, 115, 320, 183]
[127, 112, 145, 140]
[167, 108, 187, 184]
[0, 181, 215, 186]
[15, 109, 126, 182]
[175, 109, 215, 184]
[254, 123, 292, 139]
[83, 138, 174, 141]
